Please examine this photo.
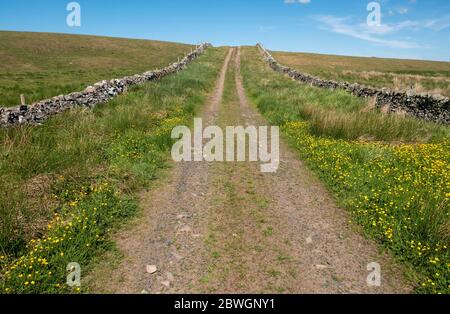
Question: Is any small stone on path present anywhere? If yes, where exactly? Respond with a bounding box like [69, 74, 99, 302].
[146, 265, 158, 274]
[315, 264, 328, 270]
[161, 280, 171, 288]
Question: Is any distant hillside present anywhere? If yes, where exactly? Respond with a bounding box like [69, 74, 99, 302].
[0, 31, 194, 106]
[272, 50, 450, 97]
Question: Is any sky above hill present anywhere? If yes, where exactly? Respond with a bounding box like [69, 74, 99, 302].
[1, 0, 449, 61]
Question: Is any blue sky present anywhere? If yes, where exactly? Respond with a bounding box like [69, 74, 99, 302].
[1, 0, 449, 61]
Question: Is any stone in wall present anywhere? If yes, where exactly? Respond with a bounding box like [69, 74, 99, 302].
[0, 43, 211, 127]
[257, 44, 449, 125]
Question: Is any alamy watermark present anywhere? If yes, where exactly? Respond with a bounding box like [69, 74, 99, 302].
[66, 262, 81, 287]
[171, 118, 280, 173]
[367, 262, 381, 287]
[66, 2, 81, 27]
[367, 2, 382, 27]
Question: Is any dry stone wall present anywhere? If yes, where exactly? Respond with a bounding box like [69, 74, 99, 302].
[257, 44, 449, 125]
[0, 43, 211, 127]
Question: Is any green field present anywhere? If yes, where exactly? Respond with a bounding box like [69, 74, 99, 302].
[272, 50, 450, 97]
[0, 31, 194, 107]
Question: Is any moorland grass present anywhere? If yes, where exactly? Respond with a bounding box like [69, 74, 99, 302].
[241, 46, 449, 294]
[272, 50, 450, 97]
[0, 47, 228, 294]
[0, 31, 194, 107]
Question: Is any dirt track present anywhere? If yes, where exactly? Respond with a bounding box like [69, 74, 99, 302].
[89, 47, 410, 294]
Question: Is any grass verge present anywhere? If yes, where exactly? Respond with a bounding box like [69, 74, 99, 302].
[241, 46, 449, 294]
[0, 47, 227, 294]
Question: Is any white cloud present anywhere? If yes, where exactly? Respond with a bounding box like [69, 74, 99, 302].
[284, 0, 311, 4]
[361, 20, 422, 35]
[424, 14, 450, 31]
[314, 15, 420, 49]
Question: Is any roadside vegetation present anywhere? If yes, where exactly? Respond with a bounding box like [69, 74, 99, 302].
[272, 50, 450, 97]
[1, 39, 448, 294]
[0, 47, 227, 293]
[241, 46, 449, 294]
[0, 31, 194, 107]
